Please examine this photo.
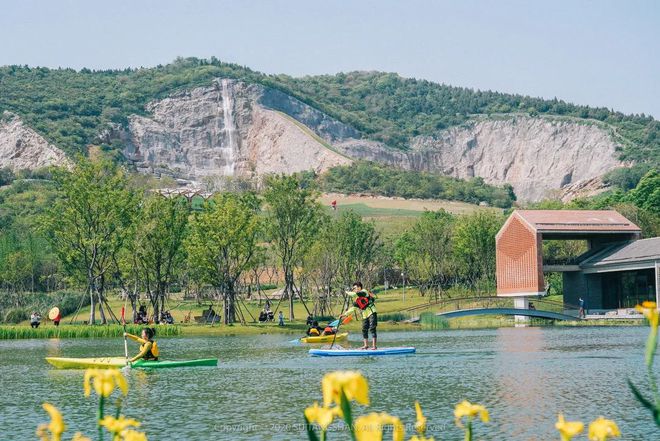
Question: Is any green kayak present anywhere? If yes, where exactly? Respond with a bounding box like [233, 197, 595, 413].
[46, 356, 217, 369]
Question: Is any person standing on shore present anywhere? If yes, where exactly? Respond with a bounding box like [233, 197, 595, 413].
[342, 282, 378, 350]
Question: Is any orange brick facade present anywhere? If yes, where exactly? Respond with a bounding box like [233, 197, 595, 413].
[496, 214, 545, 296]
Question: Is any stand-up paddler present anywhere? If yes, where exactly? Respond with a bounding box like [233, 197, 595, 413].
[341, 281, 377, 350]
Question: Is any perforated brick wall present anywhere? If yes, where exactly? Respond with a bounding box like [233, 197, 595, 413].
[496, 215, 544, 296]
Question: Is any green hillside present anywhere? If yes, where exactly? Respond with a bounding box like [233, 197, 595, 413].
[0, 57, 658, 169]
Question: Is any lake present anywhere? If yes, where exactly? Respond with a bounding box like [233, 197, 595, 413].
[0, 326, 656, 440]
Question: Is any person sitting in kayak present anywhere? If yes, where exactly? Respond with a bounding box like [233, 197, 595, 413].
[341, 281, 377, 350]
[321, 325, 336, 336]
[124, 328, 159, 362]
[306, 320, 323, 336]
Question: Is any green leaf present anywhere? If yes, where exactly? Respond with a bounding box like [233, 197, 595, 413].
[628, 378, 660, 425]
[339, 389, 356, 441]
[304, 414, 321, 441]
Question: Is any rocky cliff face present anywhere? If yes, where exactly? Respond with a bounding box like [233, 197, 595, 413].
[124, 80, 622, 201]
[125, 80, 351, 181]
[0, 112, 70, 171]
[0, 79, 623, 202]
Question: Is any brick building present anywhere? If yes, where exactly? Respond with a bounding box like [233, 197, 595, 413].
[496, 210, 659, 313]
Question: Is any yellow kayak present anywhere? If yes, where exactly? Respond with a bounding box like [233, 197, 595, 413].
[300, 332, 348, 344]
[45, 357, 218, 369]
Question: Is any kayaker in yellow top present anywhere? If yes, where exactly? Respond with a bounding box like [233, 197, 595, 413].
[341, 281, 377, 350]
[124, 328, 159, 362]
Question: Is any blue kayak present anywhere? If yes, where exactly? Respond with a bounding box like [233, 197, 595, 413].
[309, 347, 415, 357]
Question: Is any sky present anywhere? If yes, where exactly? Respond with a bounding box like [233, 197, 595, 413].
[1, 0, 658, 117]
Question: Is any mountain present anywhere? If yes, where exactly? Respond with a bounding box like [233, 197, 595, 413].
[0, 57, 657, 201]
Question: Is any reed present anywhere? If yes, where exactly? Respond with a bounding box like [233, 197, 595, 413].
[0, 324, 181, 339]
[419, 312, 450, 330]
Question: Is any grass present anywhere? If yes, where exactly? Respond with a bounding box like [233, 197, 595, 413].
[0, 324, 181, 340]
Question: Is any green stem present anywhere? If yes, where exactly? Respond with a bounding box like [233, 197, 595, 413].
[98, 395, 105, 441]
[320, 429, 327, 441]
[465, 419, 473, 441]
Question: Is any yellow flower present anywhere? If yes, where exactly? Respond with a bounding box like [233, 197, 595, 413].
[454, 400, 489, 427]
[99, 415, 141, 435]
[409, 436, 435, 441]
[555, 414, 584, 441]
[36, 403, 66, 441]
[588, 417, 620, 441]
[354, 412, 405, 441]
[414, 401, 427, 434]
[321, 370, 369, 407]
[121, 429, 148, 441]
[636, 301, 659, 329]
[72, 434, 92, 441]
[305, 402, 338, 431]
[83, 369, 129, 398]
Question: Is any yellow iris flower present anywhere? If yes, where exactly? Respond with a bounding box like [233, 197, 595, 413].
[305, 402, 338, 431]
[414, 401, 427, 434]
[354, 412, 405, 441]
[454, 400, 489, 427]
[120, 429, 149, 441]
[36, 403, 66, 441]
[555, 414, 584, 441]
[588, 416, 620, 441]
[83, 368, 129, 398]
[321, 370, 369, 407]
[409, 436, 435, 441]
[636, 301, 659, 329]
[71, 434, 91, 441]
[99, 415, 141, 438]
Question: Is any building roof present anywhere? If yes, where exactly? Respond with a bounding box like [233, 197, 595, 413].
[514, 210, 641, 233]
[581, 237, 660, 269]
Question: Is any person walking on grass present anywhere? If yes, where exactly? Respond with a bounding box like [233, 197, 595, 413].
[342, 281, 378, 350]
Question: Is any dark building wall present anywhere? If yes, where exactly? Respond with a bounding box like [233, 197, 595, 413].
[563, 272, 603, 309]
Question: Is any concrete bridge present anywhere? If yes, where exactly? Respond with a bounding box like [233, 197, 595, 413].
[407, 307, 580, 323]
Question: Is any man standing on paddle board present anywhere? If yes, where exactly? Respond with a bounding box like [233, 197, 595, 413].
[342, 282, 378, 350]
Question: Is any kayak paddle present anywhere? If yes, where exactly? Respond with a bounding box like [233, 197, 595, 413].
[121, 305, 129, 368]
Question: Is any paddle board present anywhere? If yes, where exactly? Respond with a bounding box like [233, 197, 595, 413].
[309, 347, 415, 357]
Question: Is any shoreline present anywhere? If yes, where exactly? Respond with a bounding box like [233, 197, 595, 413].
[0, 317, 646, 339]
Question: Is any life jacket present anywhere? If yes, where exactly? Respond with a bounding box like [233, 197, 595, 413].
[309, 328, 320, 336]
[142, 341, 159, 361]
[323, 326, 335, 335]
[354, 290, 375, 310]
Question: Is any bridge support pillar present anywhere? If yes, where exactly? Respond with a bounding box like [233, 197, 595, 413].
[513, 297, 529, 323]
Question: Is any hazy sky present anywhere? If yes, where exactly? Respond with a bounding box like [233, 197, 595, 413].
[2, 0, 658, 117]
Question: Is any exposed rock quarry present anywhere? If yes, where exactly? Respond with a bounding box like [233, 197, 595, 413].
[124, 81, 623, 201]
[0, 79, 624, 202]
[0, 112, 70, 171]
[125, 80, 351, 181]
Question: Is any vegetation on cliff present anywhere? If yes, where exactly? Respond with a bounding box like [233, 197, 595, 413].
[1, 57, 657, 174]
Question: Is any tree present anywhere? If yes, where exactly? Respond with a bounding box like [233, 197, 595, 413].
[629, 169, 660, 215]
[264, 175, 323, 320]
[186, 193, 261, 324]
[453, 211, 505, 290]
[133, 195, 189, 322]
[42, 158, 138, 324]
[332, 210, 382, 290]
[402, 210, 455, 297]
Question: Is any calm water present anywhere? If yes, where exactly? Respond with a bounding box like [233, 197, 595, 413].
[0, 327, 657, 440]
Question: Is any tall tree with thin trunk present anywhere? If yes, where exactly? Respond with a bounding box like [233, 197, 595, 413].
[134, 195, 189, 322]
[42, 157, 138, 324]
[186, 193, 261, 324]
[264, 175, 322, 320]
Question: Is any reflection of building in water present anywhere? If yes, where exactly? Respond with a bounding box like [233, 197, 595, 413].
[492, 327, 547, 440]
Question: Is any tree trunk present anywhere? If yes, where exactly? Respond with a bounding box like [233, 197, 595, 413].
[89, 285, 96, 325]
[286, 270, 295, 320]
[98, 290, 107, 325]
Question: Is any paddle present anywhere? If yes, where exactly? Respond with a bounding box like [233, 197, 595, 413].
[329, 315, 352, 349]
[121, 305, 130, 369]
